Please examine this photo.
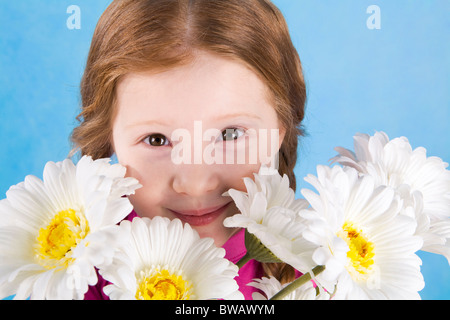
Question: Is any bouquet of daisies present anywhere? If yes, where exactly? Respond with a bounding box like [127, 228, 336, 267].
[0, 132, 449, 300]
[233, 132, 449, 300]
[0, 157, 242, 300]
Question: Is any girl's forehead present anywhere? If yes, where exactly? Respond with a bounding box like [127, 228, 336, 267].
[114, 53, 276, 127]
[117, 52, 267, 97]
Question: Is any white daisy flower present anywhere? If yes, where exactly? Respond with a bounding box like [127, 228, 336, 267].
[332, 132, 450, 263]
[250, 276, 330, 300]
[100, 216, 243, 300]
[0, 156, 141, 300]
[300, 165, 424, 299]
[223, 166, 315, 272]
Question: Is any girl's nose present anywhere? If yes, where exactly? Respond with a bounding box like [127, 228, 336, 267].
[171, 164, 221, 197]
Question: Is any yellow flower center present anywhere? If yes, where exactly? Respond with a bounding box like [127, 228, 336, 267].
[337, 222, 375, 281]
[136, 268, 193, 300]
[35, 209, 89, 270]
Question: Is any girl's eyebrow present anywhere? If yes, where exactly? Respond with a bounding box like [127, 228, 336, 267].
[213, 112, 262, 122]
[125, 120, 170, 129]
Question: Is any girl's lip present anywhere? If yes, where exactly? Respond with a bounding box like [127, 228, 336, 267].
[168, 202, 232, 226]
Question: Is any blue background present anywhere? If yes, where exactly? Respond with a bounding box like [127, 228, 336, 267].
[0, 1, 448, 299]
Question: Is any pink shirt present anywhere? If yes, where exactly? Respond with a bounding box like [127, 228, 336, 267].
[84, 211, 264, 300]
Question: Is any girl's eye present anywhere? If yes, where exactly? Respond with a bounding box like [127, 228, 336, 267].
[218, 128, 246, 142]
[143, 134, 170, 147]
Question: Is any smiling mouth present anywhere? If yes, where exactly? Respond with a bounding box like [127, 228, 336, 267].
[168, 202, 232, 227]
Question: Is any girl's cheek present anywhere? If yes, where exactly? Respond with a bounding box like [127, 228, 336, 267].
[224, 163, 261, 192]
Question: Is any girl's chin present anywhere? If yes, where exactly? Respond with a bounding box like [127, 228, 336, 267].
[191, 221, 239, 247]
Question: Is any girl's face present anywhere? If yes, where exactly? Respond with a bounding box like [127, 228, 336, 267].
[112, 52, 284, 246]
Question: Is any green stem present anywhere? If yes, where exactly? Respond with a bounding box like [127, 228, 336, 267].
[236, 252, 252, 269]
[270, 265, 325, 300]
